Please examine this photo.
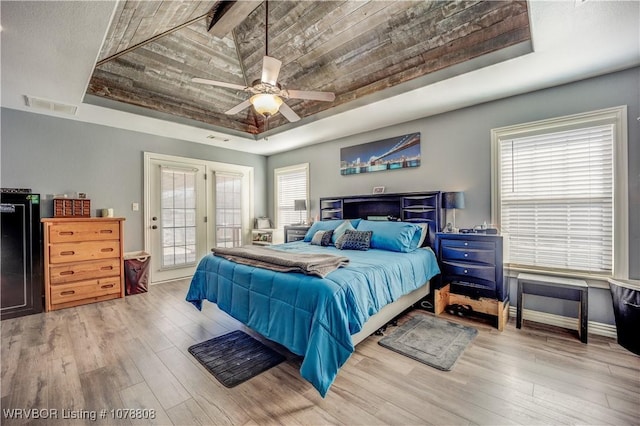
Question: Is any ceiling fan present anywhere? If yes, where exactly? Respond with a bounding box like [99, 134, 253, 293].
[192, 1, 335, 123]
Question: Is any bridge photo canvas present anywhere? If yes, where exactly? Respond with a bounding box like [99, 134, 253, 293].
[340, 132, 421, 175]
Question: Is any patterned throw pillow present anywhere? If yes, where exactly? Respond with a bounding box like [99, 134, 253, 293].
[335, 229, 373, 251]
[310, 230, 334, 246]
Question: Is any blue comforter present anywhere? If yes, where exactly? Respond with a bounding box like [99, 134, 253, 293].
[186, 241, 440, 396]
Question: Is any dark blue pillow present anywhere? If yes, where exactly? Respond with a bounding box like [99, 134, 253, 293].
[335, 229, 373, 251]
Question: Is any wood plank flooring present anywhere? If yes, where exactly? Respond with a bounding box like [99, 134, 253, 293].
[2, 278, 638, 425]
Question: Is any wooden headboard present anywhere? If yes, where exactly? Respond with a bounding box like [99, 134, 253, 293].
[319, 191, 443, 247]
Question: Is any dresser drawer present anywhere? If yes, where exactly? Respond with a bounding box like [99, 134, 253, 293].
[441, 246, 495, 265]
[49, 240, 120, 264]
[49, 277, 121, 305]
[48, 221, 120, 243]
[442, 260, 496, 285]
[49, 258, 121, 284]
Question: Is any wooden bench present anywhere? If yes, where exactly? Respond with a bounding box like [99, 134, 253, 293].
[516, 273, 589, 343]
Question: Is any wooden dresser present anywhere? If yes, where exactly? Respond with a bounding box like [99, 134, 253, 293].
[41, 217, 125, 311]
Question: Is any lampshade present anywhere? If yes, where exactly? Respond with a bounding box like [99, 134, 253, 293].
[294, 199, 307, 211]
[250, 94, 283, 117]
[443, 192, 465, 209]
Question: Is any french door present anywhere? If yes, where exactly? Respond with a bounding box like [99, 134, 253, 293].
[144, 153, 254, 284]
[147, 157, 207, 283]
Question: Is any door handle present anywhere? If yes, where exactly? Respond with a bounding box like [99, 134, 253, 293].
[152, 216, 157, 221]
[152, 225, 158, 230]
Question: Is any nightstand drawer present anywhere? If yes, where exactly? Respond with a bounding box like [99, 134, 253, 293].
[441, 246, 495, 265]
[441, 239, 496, 251]
[285, 226, 310, 243]
[442, 260, 496, 284]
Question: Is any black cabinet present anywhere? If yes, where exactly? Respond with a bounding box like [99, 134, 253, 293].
[434, 232, 508, 330]
[285, 225, 310, 243]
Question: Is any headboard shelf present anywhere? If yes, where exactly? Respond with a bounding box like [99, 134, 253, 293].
[319, 191, 443, 246]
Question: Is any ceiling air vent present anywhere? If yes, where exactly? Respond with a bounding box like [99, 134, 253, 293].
[24, 95, 78, 116]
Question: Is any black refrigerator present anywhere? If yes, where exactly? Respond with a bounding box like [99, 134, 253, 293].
[1, 190, 44, 319]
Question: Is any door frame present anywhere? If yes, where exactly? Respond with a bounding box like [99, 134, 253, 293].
[143, 152, 254, 284]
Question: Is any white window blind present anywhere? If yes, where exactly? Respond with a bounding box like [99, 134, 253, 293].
[500, 125, 613, 274]
[215, 171, 243, 248]
[160, 167, 198, 267]
[275, 164, 308, 228]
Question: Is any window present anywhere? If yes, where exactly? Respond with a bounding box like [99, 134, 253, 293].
[491, 106, 628, 278]
[160, 166, 198, 267]
[274, 163, 309, 228]
[215, 171, 243, 248]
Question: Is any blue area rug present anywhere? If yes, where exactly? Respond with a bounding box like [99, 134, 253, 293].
[379, 314, 477, 371]
[188, 330, 285, 387]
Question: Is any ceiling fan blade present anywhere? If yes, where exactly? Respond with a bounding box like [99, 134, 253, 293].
[278, 102, 300, 122]
[192, 77, 246, 91]
[261, 55, 282, 86]
[225, 99, 252, 115]
[286, 89, 335, 102]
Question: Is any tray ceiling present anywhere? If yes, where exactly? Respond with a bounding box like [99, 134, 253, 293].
[86, 0, 531, 137]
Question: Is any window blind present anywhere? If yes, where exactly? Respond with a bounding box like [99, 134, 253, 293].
[214, 172, 243, 248]
[500, 124, 613, 274]
[275, 164, 308, 228]
[160, 167, 197, 267]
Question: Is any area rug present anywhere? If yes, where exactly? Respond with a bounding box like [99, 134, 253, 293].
[378, 314, 478, 371]
[188, 330, 286, 387]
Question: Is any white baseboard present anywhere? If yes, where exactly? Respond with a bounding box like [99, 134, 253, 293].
[508, 306, 617, 339]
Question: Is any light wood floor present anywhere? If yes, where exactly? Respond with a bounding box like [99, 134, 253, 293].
[2, 278, 639, 425]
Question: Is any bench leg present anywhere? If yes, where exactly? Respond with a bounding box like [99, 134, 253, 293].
[516, 280, 523, 329]
[580, 288, 588, 344]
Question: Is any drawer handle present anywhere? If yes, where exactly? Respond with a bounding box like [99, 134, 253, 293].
[59, 231, 74, 236]
[464, 242, 468, 246]
[60, 250, 75, 256]
[464, 253, 468, 257]
[100, 229, 113, 234]
[100, 266, 114, 271]
[100, 248, 114, 253]
[101, 284, 115, 289]
[60, 271, 74, 276]
[60, 290, 75, 296]
[464, 269, 468, 274]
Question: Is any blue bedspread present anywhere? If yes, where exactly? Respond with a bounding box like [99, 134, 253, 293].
[186, 241, 440, 396]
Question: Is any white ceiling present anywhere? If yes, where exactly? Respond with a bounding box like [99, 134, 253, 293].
[1, 0, 639, 156]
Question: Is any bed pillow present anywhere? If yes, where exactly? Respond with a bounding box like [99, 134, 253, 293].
[303, 220, 343, 242]
[302, 219, 362, 242]
[355, 220, 423, 252]
[331, 220, 356, 244]
[335, 229, 372, 251]
[310, 230, 334, 246]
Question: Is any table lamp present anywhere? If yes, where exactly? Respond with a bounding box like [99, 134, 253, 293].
[443, 191, 465, 232]
[294, 199, 307, 225]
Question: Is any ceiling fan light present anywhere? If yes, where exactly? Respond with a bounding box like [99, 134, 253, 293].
[250, 94, 283, 117]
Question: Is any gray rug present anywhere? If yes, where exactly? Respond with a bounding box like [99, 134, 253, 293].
[188, 330, 285, 387]
[378, 314, 477, 371]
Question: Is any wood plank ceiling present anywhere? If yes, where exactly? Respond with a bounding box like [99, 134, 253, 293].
[87, 1, 531, 137]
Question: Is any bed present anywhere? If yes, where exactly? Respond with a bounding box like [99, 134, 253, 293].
[186, 191, 443, 397]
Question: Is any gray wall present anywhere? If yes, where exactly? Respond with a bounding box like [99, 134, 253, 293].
[267, 67, 640, 325]
[1, 110, 268, 251]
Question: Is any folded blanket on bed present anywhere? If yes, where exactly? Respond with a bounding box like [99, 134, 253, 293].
[211, 245, 349, 278]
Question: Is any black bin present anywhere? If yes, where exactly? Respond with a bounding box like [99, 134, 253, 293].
[124, 251, 150, 295]
[608, 278, 640, 355]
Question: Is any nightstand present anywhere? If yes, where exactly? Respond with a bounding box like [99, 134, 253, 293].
[284, 225, 310, 243]
[434, 232, 508, 330]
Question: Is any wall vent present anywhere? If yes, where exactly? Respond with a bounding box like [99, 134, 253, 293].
[24, 95, 78, 116]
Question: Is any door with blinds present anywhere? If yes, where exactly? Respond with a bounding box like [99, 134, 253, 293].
[148, 158, 207, 283]
[213, 171, 243, 248]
